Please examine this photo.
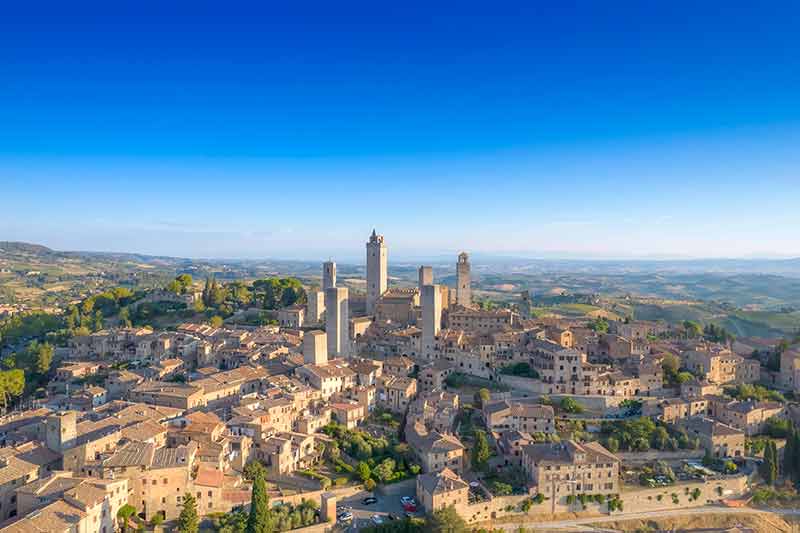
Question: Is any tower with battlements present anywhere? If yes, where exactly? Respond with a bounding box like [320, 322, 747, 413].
[456, 252, 471, 307]
[366, 229, 387, 315]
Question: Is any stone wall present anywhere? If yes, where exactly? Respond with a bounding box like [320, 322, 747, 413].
[618, 475, 748, 513]
[467, 475, 748, 526]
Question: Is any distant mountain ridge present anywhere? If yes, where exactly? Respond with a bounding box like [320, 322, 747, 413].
[1, 241, 799, 275]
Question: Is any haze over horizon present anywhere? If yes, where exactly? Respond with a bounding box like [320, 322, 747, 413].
[3, 2, 800, 259]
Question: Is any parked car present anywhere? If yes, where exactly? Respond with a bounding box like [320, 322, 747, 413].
[337, 512, 353, 522]
[387, 514, 399, 521]
[371, 515, 385, 525]
[363, 496, 378, 505]
[400, 496, 416, 506]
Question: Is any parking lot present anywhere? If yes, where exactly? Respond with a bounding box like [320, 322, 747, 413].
[335, 488, 420, 531]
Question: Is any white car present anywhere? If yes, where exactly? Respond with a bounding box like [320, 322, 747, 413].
[337, 512, 353, 522]
[400, 496, 416, 506]
[371, 515, 385, 525]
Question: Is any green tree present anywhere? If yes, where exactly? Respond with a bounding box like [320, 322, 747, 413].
[210, 315, 224, 328]
[23, 340, 53, 375]
[429, 505, 467, 533]
[168, 274, 194, 294]
[559, 397, 583, 414]
[178, 493, 199, 533]
[246, 471, 273, 533]
[0, 369, 25, 408]
[588, 317, 609, 333]
[788, 430, 800, 485]
[472, 430, 491, 471]
[661, 353, 680, 385]
[373, 458, 396, 483]
[119, 306, 132, 328]
[760, 441, 778, 485]
[651, 426, 670, 450]
[117, 504, 137, 532]
[474, 388, 490, 408]
[683, 320, 703, 338]
[66, 306, 79, 330]
[358, 461, 372, 483]
[243, 460, 267, 482]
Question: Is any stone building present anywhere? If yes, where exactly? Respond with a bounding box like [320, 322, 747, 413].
[456, 252, 471, 307]
[366, 229, 387, 315]
[325, 287, 350, 357]
[521, 440, 620, 501]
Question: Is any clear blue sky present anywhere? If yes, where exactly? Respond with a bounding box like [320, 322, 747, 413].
[2, 2, 799, 260]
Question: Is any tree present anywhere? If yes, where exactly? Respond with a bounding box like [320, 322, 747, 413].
[168, 274, 194, 294]
[787, 429, 800, 485]
[66, 306, 79, 330]
[23, 340, 53, 375]
[661, 353, 680, 385]
[474, 388, 490, 408]
[246, 471, 273, 533]
[702, 448, 714, 467]
[760, 441, 778, 485]
[373, 458, 396, 483]
[357, 461, 372, 483]
[559, 397, 583, 414]
[491, 481, 513, 496]
[429, 505, 467, 533]
[588, 317, 609, 333]
[119, 306, 132, 328]
[210, 315, 224, 328]
[178, 493, 199, 533]
[472, 430, 491, 471]
[651, 426, 670, 450]
[243, 460, 267, 482]
[0, 369, 25, 408]
[117, 504, 136, 532]
[683, 321, 703, 338]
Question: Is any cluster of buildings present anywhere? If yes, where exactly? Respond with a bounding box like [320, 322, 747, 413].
[0, 230, 776, 529]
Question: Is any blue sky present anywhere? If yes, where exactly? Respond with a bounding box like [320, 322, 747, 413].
[2, 2, 799, 260]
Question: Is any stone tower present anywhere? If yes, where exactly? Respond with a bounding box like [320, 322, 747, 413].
[323, 261, 337, 291]
[456, 252, 471, 307]
[307, 289, 325, 324]
[366, 229, 387, 315]
[418, 266, 433, 294]
[46, 411, 77, 453]
[325, 286, 350, 357]
[303, 330, 328, 366]
[421, 284, 442, 360]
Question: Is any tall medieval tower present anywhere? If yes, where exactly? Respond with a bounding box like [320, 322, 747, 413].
[366, 229, 387, 315]
[456, 251, 471, 307]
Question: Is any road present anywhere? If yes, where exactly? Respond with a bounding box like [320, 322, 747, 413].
[491, 505, 792, 531]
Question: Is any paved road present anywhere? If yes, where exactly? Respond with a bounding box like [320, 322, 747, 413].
[492, 505, 788, 531]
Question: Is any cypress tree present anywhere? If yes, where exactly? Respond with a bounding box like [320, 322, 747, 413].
[772, 441, 779, 484]
[202, 277, 211, 306]
[783, 433, 794, 481]
[246, 471, 273, 533]
[760, 442, 776, 485]
[792, 430, 800, 485]
[177, 493, 199, 533]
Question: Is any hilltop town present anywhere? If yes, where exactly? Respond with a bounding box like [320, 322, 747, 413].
[0, 230, 798, 533]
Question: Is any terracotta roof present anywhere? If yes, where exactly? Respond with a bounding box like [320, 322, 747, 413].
[194, 466, 224, 488]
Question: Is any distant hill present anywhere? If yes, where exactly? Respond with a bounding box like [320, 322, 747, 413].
[0, 241, 61, 258]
